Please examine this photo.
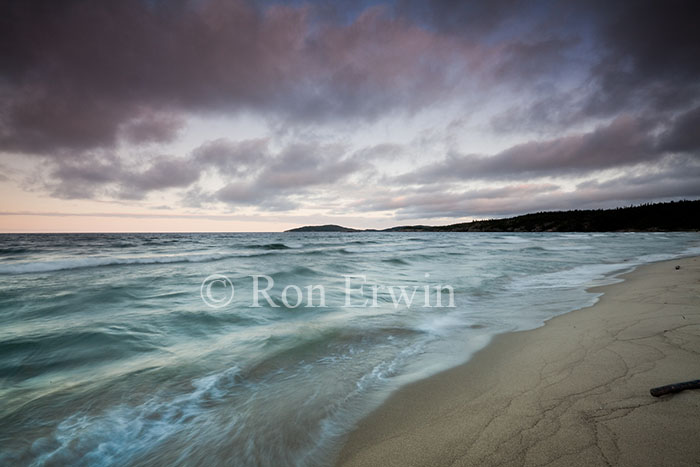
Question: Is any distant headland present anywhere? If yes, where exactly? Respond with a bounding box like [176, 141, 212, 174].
[286, 200, 700, 232]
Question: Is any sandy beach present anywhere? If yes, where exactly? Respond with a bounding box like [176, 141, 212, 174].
[337, 256, 700, 467]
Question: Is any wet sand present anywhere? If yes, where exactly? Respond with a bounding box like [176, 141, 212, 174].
[337, 256, 700, 466]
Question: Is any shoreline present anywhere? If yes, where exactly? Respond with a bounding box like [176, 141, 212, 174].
[336, 256, 700, 466]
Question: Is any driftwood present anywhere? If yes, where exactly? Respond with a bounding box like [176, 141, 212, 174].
[650, 379, 700, 397]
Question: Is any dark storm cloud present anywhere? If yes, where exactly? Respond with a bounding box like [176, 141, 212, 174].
[1, 0, 292, 154]
[3, 0, 698, 154]
[658, 105, 700, 155]
[120, 112, 186, 145]
[493, 37, 579, 86]
[396, 0, 522, 37]
[582, 0, 700, 119]
[0, 0, 479, 155]
[492, 0, 700, 131]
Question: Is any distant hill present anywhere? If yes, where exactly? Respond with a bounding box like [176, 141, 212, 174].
[285, 200, 700, 232]
[285, 224, 360, 232]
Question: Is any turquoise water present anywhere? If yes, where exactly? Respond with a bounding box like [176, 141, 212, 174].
[1, 232, 698, 466]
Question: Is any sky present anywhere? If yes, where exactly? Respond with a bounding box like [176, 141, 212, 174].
[1, 0, 699, 232]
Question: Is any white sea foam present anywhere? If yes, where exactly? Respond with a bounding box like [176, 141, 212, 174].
[510, 262, 633, 290]
[29, 366, 243, 466]
[413, 313, 470, 336]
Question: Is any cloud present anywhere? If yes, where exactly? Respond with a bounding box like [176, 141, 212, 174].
[36, 104, 700, 215]
[490, 0, 700, 132]
[582, 0, 700, 119]
[38, 138, 365, 212]
[214, 141, 362, 210]
[3, 0, 698, 153]
[353, 158, 700, 220]
[193, 138, 270, 175]
[493, 37, 580, 86]
[489, 89, 581, 134]
[119, 156, 201, 199]
[46, 155, 123, 199]
[0, 0, 480, 156]
[3, 0, 699, 224]
[658, 105, 700, 155]
[120, 111, 186, 145]
[353, 183, 560, 217]
[402, 115, 658, 183]
[45, 153, 200, 200]
[396, 0, 522, 38]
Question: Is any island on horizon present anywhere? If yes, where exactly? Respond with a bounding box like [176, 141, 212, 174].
[286, 200, 700, 233]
